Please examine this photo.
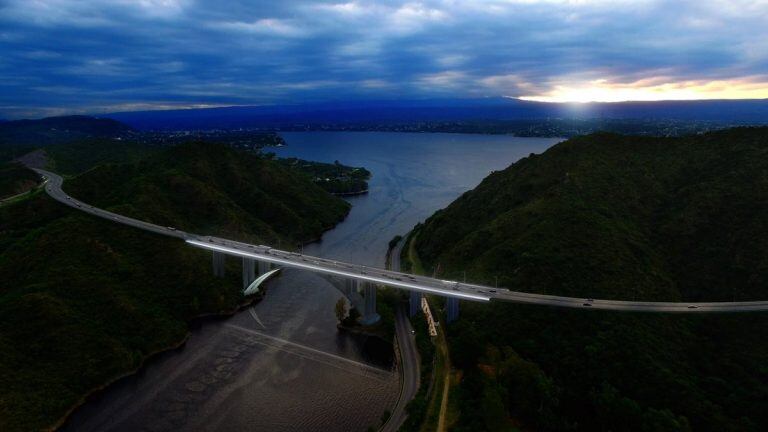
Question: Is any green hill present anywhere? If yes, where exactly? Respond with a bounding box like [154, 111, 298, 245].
[410, 128, 768, 431]
[0, 142, 349, 431]
[0, 162, 39, 199]
[0, 115, 132, 147]
[65, 141, 350, 244]
[0, 116, 139, 166]
[45, 138, 158, 175]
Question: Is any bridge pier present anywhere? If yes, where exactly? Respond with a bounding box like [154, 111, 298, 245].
[409, 290, 421, 317]
[258, 260, 270, 276]
[242, 257, 256, 289]
[446, 297, 460, 323]
[358, 280, 380, 325]
[212, 251, 226, 278]
[341, 278, 354, 298]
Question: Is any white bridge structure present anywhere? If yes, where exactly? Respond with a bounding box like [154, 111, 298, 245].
[189, 236, 473, 323]
[34, 167, 768, 324]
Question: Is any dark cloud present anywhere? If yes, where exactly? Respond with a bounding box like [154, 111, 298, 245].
[0, 0, 766, 118]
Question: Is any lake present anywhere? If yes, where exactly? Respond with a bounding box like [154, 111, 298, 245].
[275, 132, 563, 267]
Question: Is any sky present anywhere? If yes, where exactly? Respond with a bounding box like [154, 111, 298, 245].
[0, 0, 767, 118]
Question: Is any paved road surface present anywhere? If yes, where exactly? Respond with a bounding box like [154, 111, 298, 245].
[33, 167, 768, 313]
[382, 239, 420, 432]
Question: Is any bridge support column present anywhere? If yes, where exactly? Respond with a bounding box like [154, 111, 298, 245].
[258, 260, 270, 276]
[359, 281, 380, 325]
[242, 257, 256, 289]
[446, 297, 460, 323]
[409, 291, 421, 317]
[341, 278, 354, 298]
[212, 251, 226, 278]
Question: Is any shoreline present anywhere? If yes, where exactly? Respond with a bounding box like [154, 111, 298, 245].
[276, 130, 568, 138]
[44, 171, 363, 431]
[331, 189, 369, 197]
[23, 149, 356, 432]
[49, 199, 353, 431]
[49, 294, 264, 432]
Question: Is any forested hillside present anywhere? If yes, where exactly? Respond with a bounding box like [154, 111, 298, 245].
[45, 138, 157, 175]
[0, 142, 350, 431]
[0, 115, 132, 147]
[65, 141, 350, 244]
[411, 128, 768, 431]
[0, 162, 39, 198]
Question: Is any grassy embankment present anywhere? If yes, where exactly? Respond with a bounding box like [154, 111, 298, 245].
[397, 230, 454, 432]
[0, 141, 351, 431]
[412, 128, 768, 432]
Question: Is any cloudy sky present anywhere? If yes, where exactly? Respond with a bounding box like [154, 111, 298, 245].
[1, 0, 767, 118]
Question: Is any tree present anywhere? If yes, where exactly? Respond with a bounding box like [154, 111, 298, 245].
[482, 383, 514, 432]
[334, 298, 347, 323]
[497, 348, 561, 429]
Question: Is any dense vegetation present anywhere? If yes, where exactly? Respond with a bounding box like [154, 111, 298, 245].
[0, 141, 350, 431]
[411, 128, 768, 431]
[0, 115, 146, 176]
[0, 196, 240, 431]
[0, 144, 34, 163]
[45, 138, 157, 175]
[65, 141, 350, 244]
[0, 162, 39, 198]
[276, 157, 371, 195]
[0, 115, 132, 147]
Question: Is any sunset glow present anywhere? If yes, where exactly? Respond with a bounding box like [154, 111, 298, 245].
[1, 0, 767, 116]
[520, 79, 768, 103]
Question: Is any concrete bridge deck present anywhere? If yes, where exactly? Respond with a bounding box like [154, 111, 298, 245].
[35, 167, 768, 314]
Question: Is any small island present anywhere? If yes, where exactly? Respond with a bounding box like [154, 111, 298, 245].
[277, 157, 371, 196]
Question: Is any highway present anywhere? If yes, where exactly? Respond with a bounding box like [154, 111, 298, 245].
[34, 167, 768, 313]
[382, 239, 420, 432]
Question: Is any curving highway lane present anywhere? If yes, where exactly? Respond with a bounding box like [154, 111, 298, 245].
[33, 167, 768, 313]
[381, 239, 420, 432]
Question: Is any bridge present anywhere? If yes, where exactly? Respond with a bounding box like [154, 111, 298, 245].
[34, 167, 768, 324]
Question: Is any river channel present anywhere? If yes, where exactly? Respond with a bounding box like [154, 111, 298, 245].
[61, 132, 561, 432]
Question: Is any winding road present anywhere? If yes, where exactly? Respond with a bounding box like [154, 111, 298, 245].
[381, 239, 420, 432]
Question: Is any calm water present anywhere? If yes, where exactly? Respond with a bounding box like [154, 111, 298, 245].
[276, 132, 563, 267]
[61, 132, 561, 432]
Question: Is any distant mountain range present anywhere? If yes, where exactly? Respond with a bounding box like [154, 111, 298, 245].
[3, 99, 767, 136]
[105, 98, 768, 130]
